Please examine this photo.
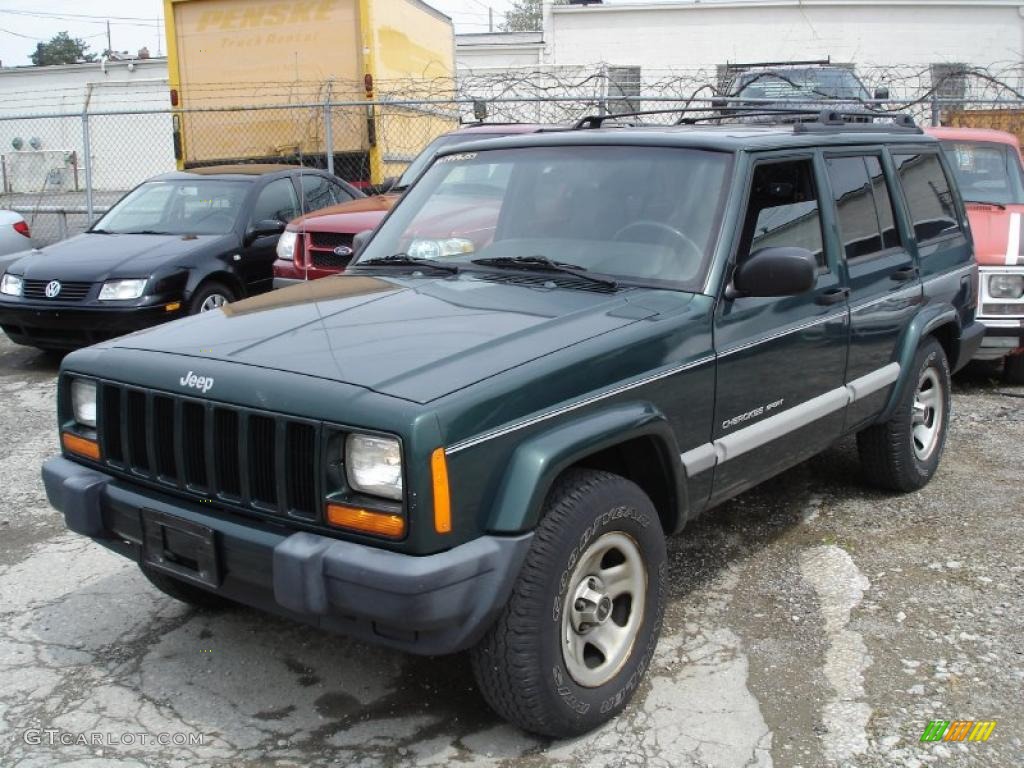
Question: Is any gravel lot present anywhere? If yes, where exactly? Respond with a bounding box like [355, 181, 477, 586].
[0, 335, 1021, 768]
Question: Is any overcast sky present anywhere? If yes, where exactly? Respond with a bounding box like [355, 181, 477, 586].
[0, 0, 522, 67]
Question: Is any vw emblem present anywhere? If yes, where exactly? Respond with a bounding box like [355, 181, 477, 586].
[333, 245, 353, 257]
[44, 280, 61, 298]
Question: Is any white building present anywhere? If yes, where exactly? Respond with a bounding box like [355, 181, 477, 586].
[457, 0, 1024, 103]
[0, 58, 173, 194]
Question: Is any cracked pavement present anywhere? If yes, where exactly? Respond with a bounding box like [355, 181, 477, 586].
[1, 336, 1021, 767]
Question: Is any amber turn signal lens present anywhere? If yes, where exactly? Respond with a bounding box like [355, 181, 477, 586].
[62, 432, 100, 461]
[431, 447, 451, 534]
[165, 301, 181, 312]
[326, 503, 405, 538]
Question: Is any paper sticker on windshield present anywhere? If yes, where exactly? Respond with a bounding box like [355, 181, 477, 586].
[954, 145, 976, 171]
[437, 152, 477, 164]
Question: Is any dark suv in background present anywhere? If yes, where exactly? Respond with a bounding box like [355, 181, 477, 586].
[43, 110, 982, 738]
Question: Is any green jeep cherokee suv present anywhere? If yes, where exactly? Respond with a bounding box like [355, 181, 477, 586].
[43, 111, 984, 737]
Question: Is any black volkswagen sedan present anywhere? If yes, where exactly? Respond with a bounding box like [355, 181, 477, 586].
[0, 164, 362, 351]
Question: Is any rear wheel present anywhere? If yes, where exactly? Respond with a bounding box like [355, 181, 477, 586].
[139, 565, 235, 611]
[857, 337, 951, 492]
[1004, 353, 1024, 385]
[470, 469, 667, 737]
[188, 280, 235, 315]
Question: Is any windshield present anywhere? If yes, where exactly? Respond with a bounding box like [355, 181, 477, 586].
[736, 68, 869, 100]
[940, 140, 1024, 206]
[356, 145, 732, 289]
[92, 179, 250, 235]
[397, 131, 514, 189]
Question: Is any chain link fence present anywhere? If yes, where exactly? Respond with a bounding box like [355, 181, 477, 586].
[2, 70, 1024, 246]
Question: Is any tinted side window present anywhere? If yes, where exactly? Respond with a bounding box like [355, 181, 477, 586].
[300, 175, 348, 212]
[892, 152, 960, 242]
[826, 157, 882, 260]
[741, 159, 825, 269]
[252, 178, 299, 223]
[865, 156, 900, 250]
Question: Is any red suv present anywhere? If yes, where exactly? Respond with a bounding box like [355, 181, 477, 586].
[273, 124, 546, 287]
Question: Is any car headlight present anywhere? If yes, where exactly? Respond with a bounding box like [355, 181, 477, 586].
[276, 230, 298, 261]
[0, 273, 23, 296]
[345, 434, 403, 500]
[98, 279, 147, 301]
[989, 273, 1024, 299]
[70, 378, 97, 428]
[407, 238, 474, 260]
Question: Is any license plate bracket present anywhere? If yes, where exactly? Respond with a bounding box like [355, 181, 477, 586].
[140, 508, 220, 588]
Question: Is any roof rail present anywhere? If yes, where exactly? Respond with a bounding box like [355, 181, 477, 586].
[726, 58, 832, 70]
[571, 106, 919, 133]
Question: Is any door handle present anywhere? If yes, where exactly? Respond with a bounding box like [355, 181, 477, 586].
[890, 265, 919, 282]
[816, 287, 850, 305]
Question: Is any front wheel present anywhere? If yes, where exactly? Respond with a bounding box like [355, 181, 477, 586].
[857, 337, 951, 492]
[188, 280, 235, 315]
[470, 469, 667, 737]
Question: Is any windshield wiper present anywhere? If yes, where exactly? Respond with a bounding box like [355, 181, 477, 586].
[471, 255, 618, 290]
[356, 253, 460, 274]
[89, 228, 115, 234]
[965, 199, 1007, 209]
[120, 229, 173, 235]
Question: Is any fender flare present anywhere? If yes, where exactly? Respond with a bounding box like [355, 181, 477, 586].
[485, 401, 689, 535]
[184, 268, 244, 303]
[879, 304, 959, 421]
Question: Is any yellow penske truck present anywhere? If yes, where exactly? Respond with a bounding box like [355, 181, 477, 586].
[163, 0, 457, 186]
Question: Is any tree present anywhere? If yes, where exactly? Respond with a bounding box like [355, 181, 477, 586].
[501, 0, 563, 32]
[30, 32, 96, 66]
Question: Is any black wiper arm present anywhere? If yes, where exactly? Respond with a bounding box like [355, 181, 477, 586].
[356, 253, 459, 274]
[471, 255, 618, 289]
[89, 228, 115, 234]
[964, 199, 1007, 210]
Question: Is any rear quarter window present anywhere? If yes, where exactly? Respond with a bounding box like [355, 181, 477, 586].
[891, 152, 961, 243]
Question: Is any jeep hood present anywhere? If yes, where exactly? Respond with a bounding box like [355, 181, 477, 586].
[109, 273, 682, 403]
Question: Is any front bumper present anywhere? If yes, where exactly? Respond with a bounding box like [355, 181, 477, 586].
[272, 259, 339, 290]
[42, 456, 531, 655]
[0, 300, 177, 349]
[973, 317, 1024, 361]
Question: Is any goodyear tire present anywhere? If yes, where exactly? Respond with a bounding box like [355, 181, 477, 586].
[857, 337, 951, 492]
[470, 469, 667, 737]
[139, 565, 235, 611]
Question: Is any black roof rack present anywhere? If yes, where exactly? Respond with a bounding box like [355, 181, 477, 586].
[726, 58, 832, 70]
[571, 107, 920, 133]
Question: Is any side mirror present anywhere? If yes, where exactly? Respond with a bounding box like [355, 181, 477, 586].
[250, 219, 285, 239]
[352, 229, 373, 257]
[378, 176, 398, 194]
[729, 246, 817, 298]
[873, 86, 890, 101]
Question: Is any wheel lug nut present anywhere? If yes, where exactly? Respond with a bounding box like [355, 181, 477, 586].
[588, 578, 597, 589]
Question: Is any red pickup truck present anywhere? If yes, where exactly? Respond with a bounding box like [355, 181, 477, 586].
[926, 126, 1024, 382]
[273, 124, 546, 286]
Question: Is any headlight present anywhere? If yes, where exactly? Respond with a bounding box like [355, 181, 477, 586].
[70, 378, 97, 428]
[407, 238, 474, 260]
[0, 273, 23, 296]
[98, 279, 147, 301]
[276, 230, 298, 261]
[345, 434, 403, 500]
[989, 273, 1024, 299]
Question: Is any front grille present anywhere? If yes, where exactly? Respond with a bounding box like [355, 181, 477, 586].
[310, 232, 354, 250]
[308, 232, 354, 270]
[98, 382, 319, 521]
[23, 279, 92, 300]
